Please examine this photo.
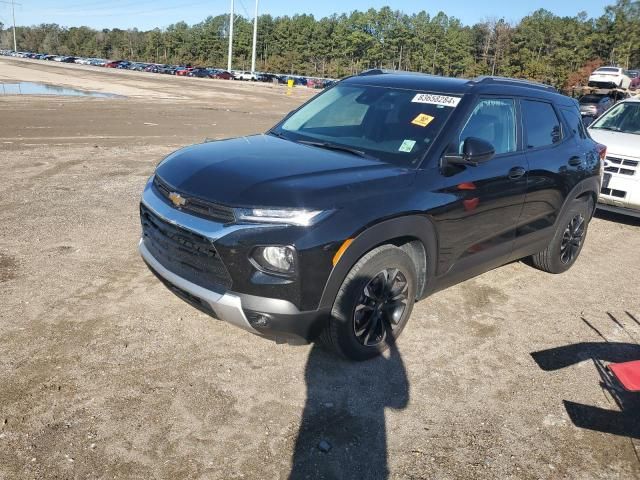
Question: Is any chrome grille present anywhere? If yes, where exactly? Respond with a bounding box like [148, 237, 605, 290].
[153, 175, 236, 223]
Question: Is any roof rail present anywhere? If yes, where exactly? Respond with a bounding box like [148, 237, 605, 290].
[358, 69, 435, 77]
[358, 69, 386, 76]
[473, 75, 557, 92]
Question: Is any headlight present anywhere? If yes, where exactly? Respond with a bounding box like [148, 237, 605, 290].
[252, 246, 296, 274]
[235, 207, 331, 226]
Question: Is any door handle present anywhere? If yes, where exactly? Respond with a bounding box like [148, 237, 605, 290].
[568, 156, 582, 167]
[508, 166, 526, 180]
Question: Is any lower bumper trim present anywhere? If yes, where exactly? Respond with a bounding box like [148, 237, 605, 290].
[139, 239, 258, 333]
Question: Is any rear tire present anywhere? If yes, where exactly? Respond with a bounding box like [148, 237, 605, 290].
[320, 245, 417, 361]
[530, 198, 592, 274]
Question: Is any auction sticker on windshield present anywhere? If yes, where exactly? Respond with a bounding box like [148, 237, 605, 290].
[411, 113, 435, 127]
[412, 93, 461, 108]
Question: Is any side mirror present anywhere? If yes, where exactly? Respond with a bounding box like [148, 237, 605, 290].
[443, 137, 496, 167]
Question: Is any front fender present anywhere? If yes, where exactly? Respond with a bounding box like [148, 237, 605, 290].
[318, 215, 439, 310]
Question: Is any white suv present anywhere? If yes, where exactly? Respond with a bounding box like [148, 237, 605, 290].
[588, 98, 640, 218]
[588, 67, 632, 89]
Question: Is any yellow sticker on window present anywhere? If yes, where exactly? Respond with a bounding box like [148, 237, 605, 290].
[411, 113, 435, 127]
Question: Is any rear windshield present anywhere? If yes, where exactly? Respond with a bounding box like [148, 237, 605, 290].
[596, 67, 620, 73]
[272, 84, 460, 166]
[580, 95, 606, 103]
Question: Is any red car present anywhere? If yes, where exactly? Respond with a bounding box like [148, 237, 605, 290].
[210, 70, 233, 80]
[175, 66, 193, 76]
[104, 60, 123, 68]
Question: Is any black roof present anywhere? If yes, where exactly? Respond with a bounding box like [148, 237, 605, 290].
[344, 70, 574, 107]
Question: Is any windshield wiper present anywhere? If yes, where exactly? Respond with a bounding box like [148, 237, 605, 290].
[268, 130, 287, 139]
[298, 140, 371, 158]
[592, 126, 622, 132]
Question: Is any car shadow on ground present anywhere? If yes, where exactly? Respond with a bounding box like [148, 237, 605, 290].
[531, 312, 640, 440]
[594, 209, 640, 227]
[288, 342, 409, 480]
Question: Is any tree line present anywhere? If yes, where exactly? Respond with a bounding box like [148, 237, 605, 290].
[1, 0, 638, 90]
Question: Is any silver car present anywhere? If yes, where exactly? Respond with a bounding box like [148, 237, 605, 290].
[579, 94, 614, 118]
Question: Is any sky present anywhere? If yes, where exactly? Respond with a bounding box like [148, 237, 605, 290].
[1, 0, 613, 30]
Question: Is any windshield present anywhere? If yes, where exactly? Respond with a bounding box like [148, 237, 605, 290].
[590, 102, 640, 135]
[596, 67, 620, 73]
[272, 84, 460, 165]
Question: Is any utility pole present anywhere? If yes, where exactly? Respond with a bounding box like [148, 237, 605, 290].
[0, 0, 20, 51]
[227, 0, 234, 72]
[250, 0, 258, 73]
[11, 0, 15, 51]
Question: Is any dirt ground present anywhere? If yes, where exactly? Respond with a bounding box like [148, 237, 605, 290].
[1, 57, 639, 480]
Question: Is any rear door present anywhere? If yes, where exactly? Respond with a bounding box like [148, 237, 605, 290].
[515, 98, 578, 254]
[431, 96, 529, 278]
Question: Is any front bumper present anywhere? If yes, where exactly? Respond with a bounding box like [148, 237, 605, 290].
[139, 239, 256, 333]
[599, 160, 640, 218]
[140, 239, 329, 343]
[138, 178, 330, 343]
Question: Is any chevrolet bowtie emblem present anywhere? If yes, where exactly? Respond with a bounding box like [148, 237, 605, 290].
[168, 192, 186, 207]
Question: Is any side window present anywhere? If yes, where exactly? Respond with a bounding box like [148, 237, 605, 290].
[458, 98, 517, 155]
[522, 100, 562, 149]
[561, 108, 587, 139]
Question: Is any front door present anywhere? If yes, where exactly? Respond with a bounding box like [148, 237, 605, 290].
[428, 97, 529, 279]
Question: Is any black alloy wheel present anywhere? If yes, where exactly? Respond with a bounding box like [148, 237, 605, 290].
[353, 268, 409, 347]
[559, 213, 585, 265]
[530, 198, 591, 274]
[324, 244, 417, 360]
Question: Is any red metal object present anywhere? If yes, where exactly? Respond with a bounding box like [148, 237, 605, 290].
[609, 360, 640, 392]
[457, 182, 477, 190]
[463, 197, 480, 211]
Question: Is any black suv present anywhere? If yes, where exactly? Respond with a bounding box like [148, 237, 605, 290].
[139, 71, 603, 360]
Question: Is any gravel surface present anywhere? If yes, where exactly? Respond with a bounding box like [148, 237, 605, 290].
[1, 57, 639, 479]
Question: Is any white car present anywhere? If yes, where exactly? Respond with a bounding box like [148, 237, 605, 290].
[588, 66, 632, 89]
[588, 97, 640, 218]
[233, 70, 257, 81]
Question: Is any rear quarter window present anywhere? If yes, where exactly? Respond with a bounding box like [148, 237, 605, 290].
[521, 100, 562, 149]
[561, 108, 588, 140]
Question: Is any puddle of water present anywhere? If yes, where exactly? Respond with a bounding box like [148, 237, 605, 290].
[0, 82, 123, 98]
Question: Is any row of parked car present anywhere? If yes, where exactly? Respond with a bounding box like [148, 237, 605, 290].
[0, 49, 336, 88]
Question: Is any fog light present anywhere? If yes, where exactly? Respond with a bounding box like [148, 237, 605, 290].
[253, 246, 296, 275]
[246, 311, 271, 328]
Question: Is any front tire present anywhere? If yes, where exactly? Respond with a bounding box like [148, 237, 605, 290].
[321, 245, 417, 361]
[530, 198, 592, 274]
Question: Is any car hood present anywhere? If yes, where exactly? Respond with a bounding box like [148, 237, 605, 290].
[588, 129, 640, 159]
[155, 134, 416, 209]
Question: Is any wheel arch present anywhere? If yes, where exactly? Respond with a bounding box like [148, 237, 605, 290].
[575, 189, 596, 214]
[318, 215, 438, 310]
[556, 176, 600, 224]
